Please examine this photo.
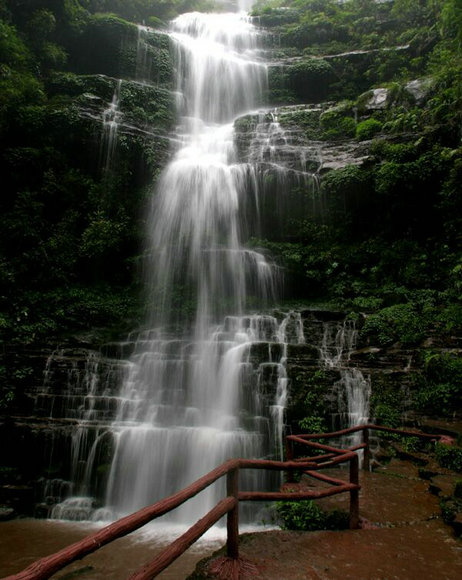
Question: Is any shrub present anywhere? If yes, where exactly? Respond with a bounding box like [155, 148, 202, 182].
[435, 444, 462, 473]
[276, 500, 349, 531]
[356, 118, 383, 141]
[416, 352, 462, 416]
[298, 415, 327, 433]
[320, 104, 356, 139]
[361, 303, 427, 347]
[287, 58, 334, 102]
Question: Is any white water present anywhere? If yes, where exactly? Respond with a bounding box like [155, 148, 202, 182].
[80, 10, 290, 524]
[101, 79, 122, 173]
[319, 319, 371, 462]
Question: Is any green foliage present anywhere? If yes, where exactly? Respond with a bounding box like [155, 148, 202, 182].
[415, 352, 462, 416]
[252, 6, 299, 27]
[435, 443, 462, 473]
[276, 500, 349, 531]
[119, 82, 174, 127]
[369, 374, 408, 428]
[373, 403, 402, 429]
[68, 12, 138, 78]
[361, 303, 428, 347]
[286, 58, 334, 102]
[0, 3, 175, 351]
[319, 104, 356, 139]
[279, 108, 321, 140]
[356, 118, 382, 141]
[87, 0, 218, 23]
[321, 164, 368, 196]
[438, 303, 462, 334]
[80, 210, 127, 258]
[0, 388, 14, 411]
[298, 415, 327, 434]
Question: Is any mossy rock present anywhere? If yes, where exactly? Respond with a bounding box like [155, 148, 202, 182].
[119, 81, 174, 129]
[68, 14, 138, 78]
[47, 72, 118, 102]
[278, 107, 322, 140]
[319, 102, 356, 140]
[266, 65, 297, 105]
[286, 58, 335, 103]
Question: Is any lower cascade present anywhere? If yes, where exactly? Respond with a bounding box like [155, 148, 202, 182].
[36, 7, 372, 524]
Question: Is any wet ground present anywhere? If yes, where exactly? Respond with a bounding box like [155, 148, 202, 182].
[0, 520, 225, 579]
[192, 459, 462, 580]
[1, 458, 461, 579]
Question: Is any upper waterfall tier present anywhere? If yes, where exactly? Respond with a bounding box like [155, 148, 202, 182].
[147, 11, 276, 331]
[170, 12, 267, 124]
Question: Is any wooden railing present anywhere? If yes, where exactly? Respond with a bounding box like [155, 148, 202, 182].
[3, 424, 448, 580]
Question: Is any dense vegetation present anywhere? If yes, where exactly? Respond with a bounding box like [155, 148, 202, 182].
[249, 0, 461, 342]
[0, 0, 461, 422]
[0, 0, 184, 351]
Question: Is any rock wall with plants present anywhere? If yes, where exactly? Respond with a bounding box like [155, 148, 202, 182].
[0, 1, 179, 411]
[0, 0, 461, 517]
[229, 0, 462, 458]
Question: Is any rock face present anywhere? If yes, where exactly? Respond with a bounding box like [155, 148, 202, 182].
[234, 104, 372, 173]
[1, 308, 454, 517]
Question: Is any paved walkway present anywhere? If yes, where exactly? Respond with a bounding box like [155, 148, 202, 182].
[190, 458, 462, 580]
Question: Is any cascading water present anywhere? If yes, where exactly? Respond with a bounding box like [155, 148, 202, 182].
[101, 79, 122, 174]
[320, 319, 371, 462]
[91, 10, 288, 524]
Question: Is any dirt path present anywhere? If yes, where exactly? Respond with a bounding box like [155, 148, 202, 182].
[190, 459, 462, 580]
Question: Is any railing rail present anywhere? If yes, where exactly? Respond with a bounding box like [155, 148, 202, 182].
[2, 424, 448, 580]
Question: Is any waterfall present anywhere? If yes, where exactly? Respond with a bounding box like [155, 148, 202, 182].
[319, 319, 371, 462]
[101, 79, 122, 174]
[93, 10, 285, 524]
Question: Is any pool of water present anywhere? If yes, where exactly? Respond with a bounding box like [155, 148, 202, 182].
[0, 519, 227, 579]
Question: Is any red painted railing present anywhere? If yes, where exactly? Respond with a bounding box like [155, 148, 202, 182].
[2, 424, 448, 580]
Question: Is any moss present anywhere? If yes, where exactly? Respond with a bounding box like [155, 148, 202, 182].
[119, 82, 174, 129]
[47, 72, 117, 101]
[68, 14, 138, 78]
[286, 58, 335, 103]
[278, 108, 322, 140]
[356, 118, 383, 141]
[319, 103, 356, 140]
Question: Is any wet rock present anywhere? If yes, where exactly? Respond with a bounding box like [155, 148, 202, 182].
[301, 309, 346, 322]
[405, 78, 433, 105]
[286, 343, 319, 364]
[451, 512, 462, 536]
[101, 341, 136, 359]
[249, 342, 284, 365]
[0, 506, 15, 521]
[364, 88, 389, 109]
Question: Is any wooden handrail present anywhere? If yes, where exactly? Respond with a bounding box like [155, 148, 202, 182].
[290, 423, 445, 441]
[126, 497, 237, 580]
[1, 459, 241, 580]
[3, 424, 448, 580]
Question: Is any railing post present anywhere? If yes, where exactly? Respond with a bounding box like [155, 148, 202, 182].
[226, 466, 239, 560]
[285, 437, 295, 483]
[349, 453, 360, 529]
[363, 428, 370, 472]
